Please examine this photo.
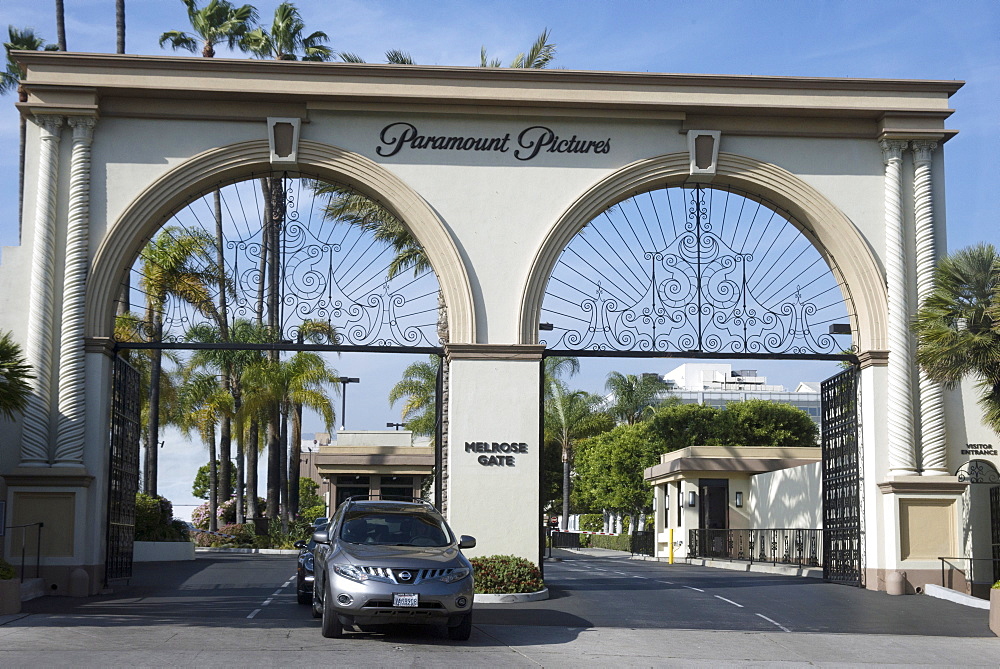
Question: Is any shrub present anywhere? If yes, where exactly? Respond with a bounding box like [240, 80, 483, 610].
[589, 533, 631, 552]
[470, 555, 544, 594]
[579, 513, 603, 532]
[993, 580, 1000, 590]
[298, 504, 327, 524]
[191, 497, 266, 529]
[0, 558, 16, 581]
[134, 493, 188, 542]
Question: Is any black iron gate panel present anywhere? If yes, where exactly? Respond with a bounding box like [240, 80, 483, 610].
[105, 355, 141, 584]
[991, 486, 1000, 584]
[821, 366, 862, 586]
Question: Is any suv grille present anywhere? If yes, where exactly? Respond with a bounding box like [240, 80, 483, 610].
[357, 567, 454, 584]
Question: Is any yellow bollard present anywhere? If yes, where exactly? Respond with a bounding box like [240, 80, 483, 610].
[668, 528, 674, 564]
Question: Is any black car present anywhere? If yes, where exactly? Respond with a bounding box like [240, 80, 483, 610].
[294, 537, 316, 605]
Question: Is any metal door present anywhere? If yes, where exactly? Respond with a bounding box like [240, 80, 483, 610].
[821, 366, 862, 586]
[105, 354, 141, 584]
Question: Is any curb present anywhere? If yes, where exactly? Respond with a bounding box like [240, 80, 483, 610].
[474, 587, 549, 604]
[923, 583, 990, 610]
[195, 547, 299, 555]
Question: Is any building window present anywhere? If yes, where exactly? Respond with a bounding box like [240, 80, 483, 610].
[380, 476, 415, 501]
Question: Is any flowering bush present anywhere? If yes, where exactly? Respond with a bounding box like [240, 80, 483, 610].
[469, 555, 544, 594]
[191, 497, 266, 529]
[134, 493, 188, 542]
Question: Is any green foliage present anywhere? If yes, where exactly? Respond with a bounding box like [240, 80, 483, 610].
[299, 504, 326, 524]
[134, 493, 189, 542]
[993, 580, 1000, 589]
[388, 356, 438, 438]
[192, 461, 237, 499]
[714, 399, 819, 447]
[0, 558, 16, 580]
[299, 478, 323, 510]
[604, 371, 669, 425]
[0, 330, 34, 420]
[579, 513, 603, 532]
[649, 402, 722, 451]
[469, 555, 544, 594]
[573, 422, 665, 516]
[589, 534, 632, 552]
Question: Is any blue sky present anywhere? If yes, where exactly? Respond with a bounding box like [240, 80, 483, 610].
[2, 0, 998, 511]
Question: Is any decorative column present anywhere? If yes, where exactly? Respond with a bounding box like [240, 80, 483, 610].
[21, 115, 64, 467]
[912, 140, 948, 475]
[880, 138, 917, 476]
[54, 116, 97, 466]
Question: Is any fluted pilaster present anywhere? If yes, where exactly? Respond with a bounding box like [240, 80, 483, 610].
[21, 115, 64, 466]
[881, 138, 917, 476]
[55, 116, 97, 466]
[912, 140, 948, 475]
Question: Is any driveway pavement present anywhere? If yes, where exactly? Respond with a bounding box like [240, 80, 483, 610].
[0, 549, 995, 667]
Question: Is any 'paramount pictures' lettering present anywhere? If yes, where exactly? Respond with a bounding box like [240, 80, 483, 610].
[377, 122, 611, 161]
[465, 441, 528, 467]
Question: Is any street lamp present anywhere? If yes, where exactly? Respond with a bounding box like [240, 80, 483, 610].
[386, 422, 406, 430]
[338, 377, 360, 430]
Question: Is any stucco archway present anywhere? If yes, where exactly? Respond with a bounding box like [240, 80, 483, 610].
[85, 139, 476, 344]
[519, 152, 886, 355]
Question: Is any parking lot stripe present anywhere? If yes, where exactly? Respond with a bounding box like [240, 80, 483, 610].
[261, 598, 273, 606]
[272, 590, 284, 596]
[714, 595, 743, 608]
[756, 613, 791, 632]
[247, 609, 261, 619]
[683, 586, 705, 592]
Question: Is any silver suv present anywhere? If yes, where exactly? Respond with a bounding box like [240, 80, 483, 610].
[311, 497, 476, 640]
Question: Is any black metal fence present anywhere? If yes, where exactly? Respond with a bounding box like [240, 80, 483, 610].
[3, 522, 44, 581]
[549, 530, 581, 549]
[689, 528, 823, 567]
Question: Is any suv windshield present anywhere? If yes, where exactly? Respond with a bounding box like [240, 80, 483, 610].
[340, 510, 451, 547]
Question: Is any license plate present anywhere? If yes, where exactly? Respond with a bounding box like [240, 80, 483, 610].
[393, 593, 418, 607]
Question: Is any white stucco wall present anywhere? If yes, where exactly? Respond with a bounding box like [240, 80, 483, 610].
[750, 462, 822, 529]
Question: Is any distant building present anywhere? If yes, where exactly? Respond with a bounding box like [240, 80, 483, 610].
[299, 430, 434, 513]
[657, 363, 821, 424]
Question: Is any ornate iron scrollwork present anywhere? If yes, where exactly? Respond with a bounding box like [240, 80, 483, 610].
[121, 174, 440, 349]
[956, 459, 1000, 484]
[542, 185, 853, 356]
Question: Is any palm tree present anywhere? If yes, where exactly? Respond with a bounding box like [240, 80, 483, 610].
[545, 381, 610, 530]
[481, 29, 555, 69]
[914, 243, 1000, 434]
[241, 2, 333, 61]
[55, 1, 67, 50]
[388, 356, 439, 438]
[0, 330, 34, 420]
[159, 0, 258, 58]
[139, 226, 219, 495]
[243, 352, 337, 524]
[604, 371, 668, 425]
[116, 0, 125, 53]
[2, 28, 57, 240]
[177, 371, 234, 531]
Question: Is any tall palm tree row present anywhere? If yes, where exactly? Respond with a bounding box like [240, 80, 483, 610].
[914, 243, 1000, 434]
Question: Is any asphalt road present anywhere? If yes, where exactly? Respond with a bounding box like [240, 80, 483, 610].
[0, 548, 996, 667]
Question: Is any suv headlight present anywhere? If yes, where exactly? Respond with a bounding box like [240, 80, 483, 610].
[303, 555, 314, 572]
[333, 564, 369, 583]
[438, 567, 471, 584]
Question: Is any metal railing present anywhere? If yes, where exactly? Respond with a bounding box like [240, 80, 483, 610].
[689, 528, 823, 567]
[549, 530, 581, 549]
[631, 530, 654, 557]
[4, 522, 44, 581]
[937, 557, 1000, 592]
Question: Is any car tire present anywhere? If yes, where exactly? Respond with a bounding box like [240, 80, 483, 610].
[297, 579, 312, 606]
[447, 612, 472, 641]
[311, 581, 322, 619]
[321, 586, 344, 638]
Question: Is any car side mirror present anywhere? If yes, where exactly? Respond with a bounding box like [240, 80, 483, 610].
[293, 539, 307, 550]
[312, 530, 330, 545]
[458, 535, 476, 550]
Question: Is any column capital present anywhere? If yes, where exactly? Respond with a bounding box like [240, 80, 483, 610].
[879, 138, 908, 163]
[68, 115, 97, 141]
[33, 114, 64, 138]
[911, 140, 938, 165]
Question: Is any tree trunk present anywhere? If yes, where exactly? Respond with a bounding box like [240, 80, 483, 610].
[55, 0, 67, 51]
[235, 429, 245, 525]
[214, 189, 232, 503]
[279, 406, 288, 532]
[289, 402, 303, 517]
[265, 176, 284, 522]
[208, 429, 218, 533]
[115, 0, 125, 54]
[144, 322, 163, 496]
[561, 449, 570, 531]
[17, 116, 25, 241]
[247, 420, 260, 519]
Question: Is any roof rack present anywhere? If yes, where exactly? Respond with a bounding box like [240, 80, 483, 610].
[342, 495, 438, 514]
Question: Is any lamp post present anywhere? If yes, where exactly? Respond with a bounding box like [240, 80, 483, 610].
[338, 377, 360, 430]
[386, 422, 405, 430]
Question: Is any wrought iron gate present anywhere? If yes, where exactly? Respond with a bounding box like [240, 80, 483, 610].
[821, 366, 862, 586]
[105, 354, 141, 585]
[991, 485, 1000, 584]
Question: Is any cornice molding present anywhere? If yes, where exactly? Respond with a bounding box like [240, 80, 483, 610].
[445, 343, 546, 361]
[877, 476, 968, 495]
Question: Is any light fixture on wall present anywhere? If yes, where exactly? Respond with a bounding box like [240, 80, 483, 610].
[688, 491, 697, 507]
[735, 491, 744, 508]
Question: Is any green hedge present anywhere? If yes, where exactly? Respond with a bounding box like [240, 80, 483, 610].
[579, 513, 603, 532]
[588, 533, 632, 552]
[470, 554, 544, 594]
[134, 493, 188, 542]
